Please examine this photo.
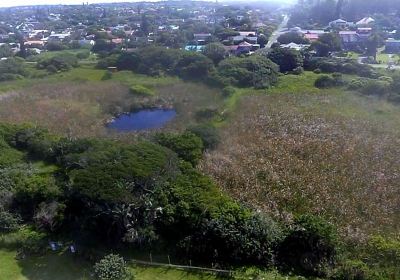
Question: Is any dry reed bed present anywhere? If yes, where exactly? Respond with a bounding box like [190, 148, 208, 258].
[200, 92, 400, 239]
[0, 80, 223, 138]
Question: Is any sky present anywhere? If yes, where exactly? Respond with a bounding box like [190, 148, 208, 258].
[0, 0, 295, 8]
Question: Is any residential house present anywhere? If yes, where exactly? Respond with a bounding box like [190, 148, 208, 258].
[356, 17, 375, 27]
[329, 19, 352, 29]
[301, 30, 326, 42]
[281, 42, 310, 51]
[184, 45, 205, 52]
[385, 39, 400, 53]
[357, 27, 372, 41]
[193, 33, 212, 45]
[339, 31, 359, 48]
[236, 41, 252, 55]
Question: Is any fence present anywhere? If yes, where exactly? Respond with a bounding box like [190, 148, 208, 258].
[130, 259, 234, 277]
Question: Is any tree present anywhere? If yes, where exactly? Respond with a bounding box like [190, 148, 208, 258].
[257, 34, 269, 48]
[312, 33, 341, 57]
[217, 55, 279, 88]
[94, 254, 133, 280]
[175, 52, 214, 80]
[277, 32, 309, 45]
[202, 43, 226, 65]
[155, 132, 204, 166]
[277, 215, 338, 277]
[0, 44, 13, 58]
[267, 47, 303, 73]
[366, 33, 383, 61]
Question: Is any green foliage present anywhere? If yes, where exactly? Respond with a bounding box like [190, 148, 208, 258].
[305, 57, 376, 78]
[94, 254, 133, 280]
[0, 211, 21, 232]
[331, 260, 372, 280]
[0, 57, 27, 81]
[101, 70, 113, 81]
[202, 43, 226, 65]
[37, 53, 79, 73]
[0, 44, 13, 58]
[222, 85, 236, 97]
[156, 132, 204, 166]
[312, 33, 341, 57]
[116, 53, 140, 71]
[181, 212, 283, 266]
[187, 125, 220, 150]
[267, 47, 303, 73]
[365, 235, 400, 270]
[277, 32, 309, 45]
[129, 85, 154, 96]
[314, 75, 337, 88]
[174, 52, 214, 80]
[217, 55, 279, 88]
[360, 80, 390, 96]
[277, 215, 338, 277]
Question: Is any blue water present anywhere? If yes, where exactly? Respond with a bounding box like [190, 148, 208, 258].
[107, 109, 177, 132]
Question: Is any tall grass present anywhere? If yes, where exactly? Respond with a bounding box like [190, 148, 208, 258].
[200, 91, 400, 240]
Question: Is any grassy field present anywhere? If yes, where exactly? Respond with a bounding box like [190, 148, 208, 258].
[201, 73, 400, 239]
[0, 249, 223, 280]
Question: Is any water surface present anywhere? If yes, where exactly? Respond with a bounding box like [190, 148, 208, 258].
[107, 109, 176, 132]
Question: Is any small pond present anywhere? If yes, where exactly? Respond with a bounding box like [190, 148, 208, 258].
[107, 109, 177, 132]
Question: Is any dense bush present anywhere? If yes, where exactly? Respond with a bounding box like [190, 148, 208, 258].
[187, 125, 220, 150]
[0, 57, 28, 81]
[304, 57, 377, 78]
[217, 55, 279, 88]
[37, 54, 79, 73]
[277, 215, 337, 277]
[155, 132, 204, 166]
[0, 210, 21, 232]
[314, 75, 337, 88]
[94, 254, 133, 280]
[267, 47, 303, 73]
[360, 80, 390, 96]
[180, 212, 283, 266]
[222, 86, 236, 97]
[277, 32, 309, 45]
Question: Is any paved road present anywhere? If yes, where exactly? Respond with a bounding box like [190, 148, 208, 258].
[266, 15, 289, 49]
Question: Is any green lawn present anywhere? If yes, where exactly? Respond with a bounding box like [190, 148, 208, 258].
[0, 249, 221, 280]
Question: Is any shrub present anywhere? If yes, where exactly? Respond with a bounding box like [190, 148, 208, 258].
[180, 212, 283, 266]
[94, 254, 133, 280]
[292, 66, 304, 75]
[348, 79, 367, 90]
[222, 86, 236, 97]
[277, 215, 337, 277]
[101, 71, 113, 81]
[156, 132, 204, 166]
[267, 47, 303, 73]
[217, 55, 279, 88]
[76, 50, 91, 59]
[313, 68, 322, 74]
[331, 260, 372, 280]
[195, 107, 219, 121]
[0, 210, 21, 232]
[360, 80, 390, 96]
[129, 85, 154, 96]
[37, 54, 78, 73]
[315, 75, 337, 88]
[187, 125, 220, 150]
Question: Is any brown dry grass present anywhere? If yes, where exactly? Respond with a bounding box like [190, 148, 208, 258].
[200, 91, 400, 239]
